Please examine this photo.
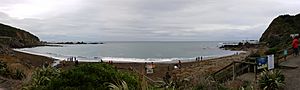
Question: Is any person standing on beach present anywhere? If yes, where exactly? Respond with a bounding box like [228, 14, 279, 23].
[75, 59, 79, 66]
[100, 59, 103, 63]
[292, 36, 299, 56]
[144, 62, 147, 74]
[178, 60, 182, 69]
[284, 49, 288, 60]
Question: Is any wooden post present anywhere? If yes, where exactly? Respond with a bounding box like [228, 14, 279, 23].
[233, 62, 235, 80]
[248, 65, 250, 73]
[254, 58, 257, 81]
[254, 64, 257, 80]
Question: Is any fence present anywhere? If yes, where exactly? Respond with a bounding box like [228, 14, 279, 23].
[212, 60, 257, 82]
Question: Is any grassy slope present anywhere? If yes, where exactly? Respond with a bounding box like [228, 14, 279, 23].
[260, 14, 300, 49]
[0, 23, 40, 48]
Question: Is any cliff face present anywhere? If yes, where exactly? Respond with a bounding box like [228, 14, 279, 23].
[0, 23, 40, 48]
[260, 14, 300, 49]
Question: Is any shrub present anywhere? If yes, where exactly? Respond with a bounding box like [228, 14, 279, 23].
[24, 66, 61, 90]
[107, 80, 129, 90]
[11, 69, 26, 80]
[0, 60, 10, 77]
[265, 47, 279, 55]
[193, 76, 228, 90]
[25, 63, 139, 90]
[258, 69, 285, 90]
[0, 60, 25, 80]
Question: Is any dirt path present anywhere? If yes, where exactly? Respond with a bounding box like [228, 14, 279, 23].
[280, 56, 300, 90]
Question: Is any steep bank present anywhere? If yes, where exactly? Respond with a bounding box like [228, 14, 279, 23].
[0, 23, 40, 48]
[0, 50, 54, 89]
[0, 23, 51, 89]
[260, 14, 300, 49]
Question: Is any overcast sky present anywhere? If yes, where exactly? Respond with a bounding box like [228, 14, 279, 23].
[0, 0, 300, 41]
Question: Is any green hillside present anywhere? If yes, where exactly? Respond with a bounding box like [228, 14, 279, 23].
[260, 14, 300, 50]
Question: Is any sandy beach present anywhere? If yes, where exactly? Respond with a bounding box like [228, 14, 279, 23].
[0, 48, 249, 89]
[9, 49, 248, 78]
[41, 49, 248, 85]
[111, 51, 249, 83]
[13, 49, 248, 80]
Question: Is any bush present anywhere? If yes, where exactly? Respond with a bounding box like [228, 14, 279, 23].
[11, 69, 26, 80]
[0, 60, 10, 77]
[0, 60, 25, 80]
[265, 47, 279, 55]
[23, 66, 61, 90]
[194, 76, 228, 90]
[249, 53, 261, 57]
[107, 80, 129, 90]
[258, 69, 285, 90]
[25, 63, 139, 90]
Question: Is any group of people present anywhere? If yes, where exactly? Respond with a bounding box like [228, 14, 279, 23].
[67, 57, 77, 61]
[66, 56, 79, 66]
[174, 60, 182, 69]
[196, 56, 203, 62]
[108, 60, 114, 64]
[144, 62, 156, 74]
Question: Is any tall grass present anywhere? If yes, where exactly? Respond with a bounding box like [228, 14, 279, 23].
[0, 60, 25, 80]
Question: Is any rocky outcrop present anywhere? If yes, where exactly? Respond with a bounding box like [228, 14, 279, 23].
[260, 14, 300, 49]
[0, 23, 40, 48]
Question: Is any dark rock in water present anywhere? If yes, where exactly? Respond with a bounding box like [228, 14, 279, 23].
[0, 23, 41, 48]
[260, 14, 300, 49]
[49, 41, 105, 45]
[88, 42, 99, 44]
[76, 41, 87, 44]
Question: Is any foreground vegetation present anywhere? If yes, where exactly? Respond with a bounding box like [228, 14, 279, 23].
[0, 57, 286, 90]
[0, 60, 25, 80]
[24, 63, 140, 90]
[258, 69, 285, 90]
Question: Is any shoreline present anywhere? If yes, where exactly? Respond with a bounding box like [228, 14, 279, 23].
[13, 48, 245, 64]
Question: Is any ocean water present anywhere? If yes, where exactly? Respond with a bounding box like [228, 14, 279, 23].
[15, 41, 239, 63]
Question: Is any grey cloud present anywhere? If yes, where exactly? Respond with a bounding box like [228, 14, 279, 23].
[0, 0, 300, 41]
